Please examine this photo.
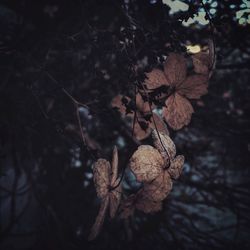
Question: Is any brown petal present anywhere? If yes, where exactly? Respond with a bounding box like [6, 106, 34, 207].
[164, 53, 187, 86]
[177, 74, 208, 99]
[109, 179, 122, 218]
[192, 52, 211, 75]
[152, 129, 176, 162]
[133, 117, 151, 141]
[142, 171, 173, 202]
[149, 113, 169, 136]
[144, 69, 168, 90]
[136, 92, 151, 114]
[111, 95, 131, 115]
[93, 159, 111, 199]
[129, 145, 164, 182]
[163, 93, 194, 130]
[167, 155, 185, 180]
[111, 146, 118, 185]
[88, 197, 109, 241]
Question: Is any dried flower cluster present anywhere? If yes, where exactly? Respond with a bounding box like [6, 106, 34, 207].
[89, 48, 213, 240]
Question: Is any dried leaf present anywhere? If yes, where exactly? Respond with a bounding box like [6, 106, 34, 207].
[129, 145, 164, 182]
[93, 159, 111, 199]
[152, 129, 176, 162]
[88, 197, 109, 241]
[167, 155, 185, 180]
[163, 93, 194, 130]
[144, 69, 168, 90]
[178, 75, 208, 99]
[164, 53, 187, 86]
[142, 171, 172, 201]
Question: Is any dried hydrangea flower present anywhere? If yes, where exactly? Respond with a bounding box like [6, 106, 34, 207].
[89, 146, 121, 240]
[129, 145, 165, 182]
[144, 53, 209, 130]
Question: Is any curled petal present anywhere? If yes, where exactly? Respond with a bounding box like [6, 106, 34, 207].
[111, 146, 119, 185]
[109, 179, 122, 218]
[168, 155, 185, 180]
[152, 129, 176, 162]
[163, 93, 194, 130]
[93, 159, 111, 199]
[144, 69, 168, 90]
[164, 53, 187, 86]
[177, 74, 208, 99]
[149, 113, 169, 136]
[88, 197, 109, 241]
[129, 145, 164, 182]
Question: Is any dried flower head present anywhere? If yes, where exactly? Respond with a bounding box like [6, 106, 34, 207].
[89, 146, 122, 240]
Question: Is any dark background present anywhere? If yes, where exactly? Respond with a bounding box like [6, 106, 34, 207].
[0, 0, 250, 249]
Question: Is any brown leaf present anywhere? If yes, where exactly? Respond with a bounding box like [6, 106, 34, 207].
[142, 171, 172, 201]
[93, 159, 111, 199]
[177, 74, 208, 99]
[167, 155, 185, 180]
[163, 93, 194, 130]
[129, 145, 164, 182]
[164, 53, 187, 86]
[88, 197, 109, 241]
[152, 129, 176, 162]
[144, 69, 168, 90]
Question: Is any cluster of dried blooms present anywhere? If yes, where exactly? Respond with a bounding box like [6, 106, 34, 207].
[89, 47, 214, 240]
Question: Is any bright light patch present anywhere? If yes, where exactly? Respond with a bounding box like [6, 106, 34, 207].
[186, 45, 201, 54]
[182, 11, 209, 26]
[163, 0, 189, 14]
